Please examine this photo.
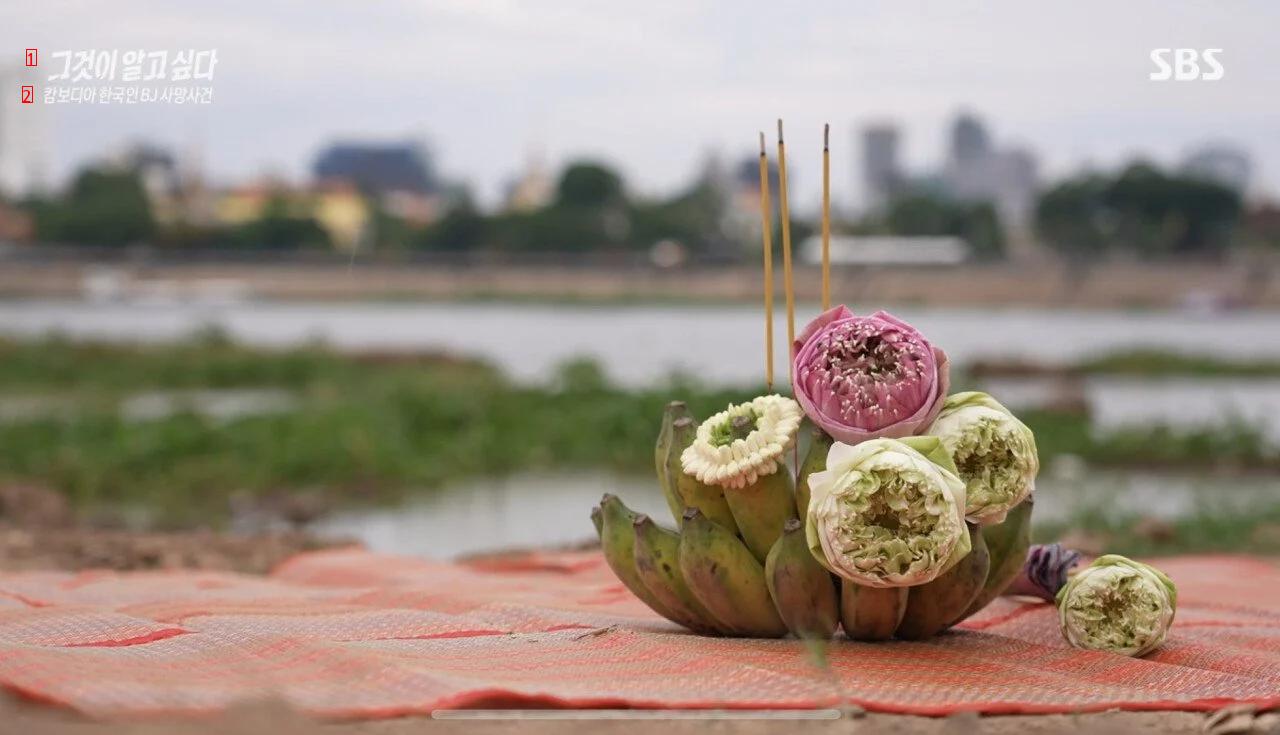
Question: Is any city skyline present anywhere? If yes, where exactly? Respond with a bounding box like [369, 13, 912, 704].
[2, 1, 1278, 210]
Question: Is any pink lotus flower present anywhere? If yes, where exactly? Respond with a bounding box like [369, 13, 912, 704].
[791, 306, 949, 444]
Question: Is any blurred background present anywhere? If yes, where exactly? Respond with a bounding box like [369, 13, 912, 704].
[0, 2, 1277, 566]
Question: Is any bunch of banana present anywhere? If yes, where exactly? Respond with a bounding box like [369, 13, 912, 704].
[589, 398, 1035, 640]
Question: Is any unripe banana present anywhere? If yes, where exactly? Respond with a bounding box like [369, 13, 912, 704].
[765, 519, 838, 639]
[654, 401, 692, 525]
[597, 494, 687, 624]
[725, 469, 796, 563]
[632, 514, 725, 634]
[590, 505, 603, 537]
[795, 427, 832, 518]
[667, 418, 739, 534]
[678, 508, 787, 638]
[896, 522, 991, 640]
[960, 498, 1033, 621]
[840, 582, 907, 641]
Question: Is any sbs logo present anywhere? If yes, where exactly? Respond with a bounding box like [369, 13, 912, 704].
[1149, 49, 1224, 81]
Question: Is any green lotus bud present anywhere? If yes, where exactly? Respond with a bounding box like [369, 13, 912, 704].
[1056, 555, 1177, 657]
[804, 436, 970, 588]
[928, 391, 1038, 524]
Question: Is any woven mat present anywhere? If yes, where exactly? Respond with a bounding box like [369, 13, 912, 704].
[0, 549, 1276, 719]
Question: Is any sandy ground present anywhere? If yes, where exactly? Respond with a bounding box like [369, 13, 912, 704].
[3, 259, 1278, 308]
[0, 524, 351, 573]
[0, 510, 1274, 734]
[0, 697, 1247, 735]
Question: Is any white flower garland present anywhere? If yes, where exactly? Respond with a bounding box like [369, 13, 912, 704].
[681, 394, 803, 489]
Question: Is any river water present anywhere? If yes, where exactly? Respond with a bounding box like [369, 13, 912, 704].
[306, 468, 1279, 559]
[6, 299, 1279, 435]
[1, 299, 1278, 386]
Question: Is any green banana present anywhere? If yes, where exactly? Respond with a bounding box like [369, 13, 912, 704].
[667, 417, 739, 534]
[632, 514, 725, 634]
[678, 508, 787, 638]
[654, 401, 692, 525]
[765, 519, 838, 639]
[840, 582, 907, 641]
[795, 427, 832, 518]
[590, 505, 603, 537]
[725, 469, 796, 563]
[959, 498, 1033, 621]
[597, 494, 687, 624]
[896, 522, 991, 640]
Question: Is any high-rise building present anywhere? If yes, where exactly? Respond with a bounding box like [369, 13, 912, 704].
[861, 123, 902, 212]
[943, 113, 1039, 231]
[0, 66, 49, 199]
[949, 113, 992, 167]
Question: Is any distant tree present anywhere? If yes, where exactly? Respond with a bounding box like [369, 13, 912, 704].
[775, 218, 815, 259]
[152, 222, 236, 249]
[479, 161, 630, 252]
[1034, 175, 1111, 257]
[884, 194, 1005, 260]
[507, 207, 617, 252]
[1108, 163, 1240, 255]
[630, 178, 727, 254]
[415, 196, 488, 252]
[556, 162, 625, 209]
[958, 202, 1004, 261]
[231, 196, 330, 250]
[33, 167, 155, 246]
[1036, 163, 1240, 259]
[365, 197, 412, 251]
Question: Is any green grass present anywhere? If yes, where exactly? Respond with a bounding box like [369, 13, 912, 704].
[1035, 505, 1280, 557]
[1019, 408, 1276, 471]
[1078, 349, 1280, 377]
[972, 348, 1280, 378]
[0, 329, 375, 391]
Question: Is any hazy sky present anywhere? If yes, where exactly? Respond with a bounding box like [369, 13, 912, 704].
[4, 1, 1278, 210]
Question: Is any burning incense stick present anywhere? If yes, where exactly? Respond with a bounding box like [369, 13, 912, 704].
[821, 123, 831, 311]
[757, 132, 776, 391]
[776, 120, 795, 384]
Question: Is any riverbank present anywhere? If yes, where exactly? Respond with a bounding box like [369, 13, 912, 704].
[2, 256, 1279, 308]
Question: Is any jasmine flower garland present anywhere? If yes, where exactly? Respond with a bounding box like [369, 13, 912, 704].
[681, 394, 803, 489]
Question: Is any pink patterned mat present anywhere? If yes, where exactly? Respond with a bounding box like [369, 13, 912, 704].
[0, 549, 1276, 719]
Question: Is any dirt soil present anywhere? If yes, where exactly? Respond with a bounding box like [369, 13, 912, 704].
[0, 523, 351, 574]
[0, 697, 1241, 735]
[0, 520, 1273, 734]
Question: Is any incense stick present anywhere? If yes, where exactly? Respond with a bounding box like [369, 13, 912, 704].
[821, 123, 831, 311]
[757, 132, 775, 392]
[776, 119, 795, 385]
